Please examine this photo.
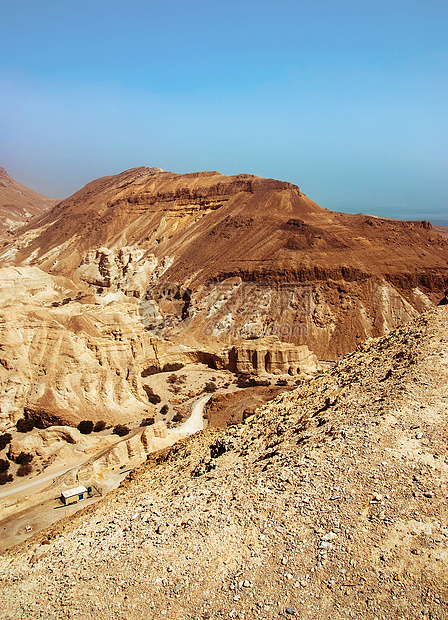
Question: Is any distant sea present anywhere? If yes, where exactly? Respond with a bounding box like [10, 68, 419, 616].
[335, 205, 448, 228]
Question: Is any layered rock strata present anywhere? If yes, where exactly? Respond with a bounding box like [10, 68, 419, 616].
[1, 166, 448, 428]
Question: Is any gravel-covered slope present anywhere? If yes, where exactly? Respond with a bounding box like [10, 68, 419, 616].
[1, 306, 448, 620]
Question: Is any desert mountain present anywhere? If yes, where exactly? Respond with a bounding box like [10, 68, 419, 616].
[0, 168, 55, 234]
[0, 166, 447, 430]
[1, 166, 447, 356]
[1, 306, 447, 619]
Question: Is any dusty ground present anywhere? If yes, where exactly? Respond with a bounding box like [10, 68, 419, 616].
[203, 385, 295, 428]
[145, 365, 236, 424]
[0, 306, 448, 620]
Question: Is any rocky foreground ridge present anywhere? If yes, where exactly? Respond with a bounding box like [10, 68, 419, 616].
[1, 306, 447, 619]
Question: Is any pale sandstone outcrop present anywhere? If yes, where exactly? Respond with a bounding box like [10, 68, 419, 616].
[76, 422, 175, 479]
[7, 425, 118, 472]
[6, 421, 177, 484]
[0, 300, 199, 431]
[222, 336, 319, 375]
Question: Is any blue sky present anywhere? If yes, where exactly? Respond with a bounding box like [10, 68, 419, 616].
[1, 0, 447, 224]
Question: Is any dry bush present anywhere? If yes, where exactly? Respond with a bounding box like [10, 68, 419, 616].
[77, 420, 94, 434]
[93, 420, 107, 432]
[16, 418, 34, 433]
[17, 463, 33, 477]
[15, 452, 33, 465]
[0, 472, 13, 485]
[0, 433, 12, 451]
[140, 417, 155, 427]
[162, 362, 184, 372]
[143, 386, 161, 404]
[113, 424, 130, 437]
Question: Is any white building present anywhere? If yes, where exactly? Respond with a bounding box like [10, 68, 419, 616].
[60, 485, 88, 505]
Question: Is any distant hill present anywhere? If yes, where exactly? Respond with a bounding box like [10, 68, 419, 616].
[0, 167, 56, 233]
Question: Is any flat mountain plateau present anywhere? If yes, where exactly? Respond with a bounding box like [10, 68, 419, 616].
[0, 166, 447, 435]
[1, 306, 447, 620]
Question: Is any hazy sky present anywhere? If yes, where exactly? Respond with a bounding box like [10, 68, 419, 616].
[1, 0, 447, 224]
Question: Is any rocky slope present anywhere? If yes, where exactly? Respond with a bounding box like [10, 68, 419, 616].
[0, 168, 55, 234]
[1, 305, 447, 619]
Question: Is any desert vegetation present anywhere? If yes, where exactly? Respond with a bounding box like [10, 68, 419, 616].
[77, 420, 94, 434]
[16, 418, 34, 433]
[113, 424, 130, 437]
[0, 472, 13, 485]
[143, 386, 161, 404]
[93, 420, 107, 432]
[0, 433, 12, 450]
[140, 417, 155, 427]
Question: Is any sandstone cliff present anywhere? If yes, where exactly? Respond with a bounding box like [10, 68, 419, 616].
[223, 337, 319, 375]
[0, 296, 200, 430]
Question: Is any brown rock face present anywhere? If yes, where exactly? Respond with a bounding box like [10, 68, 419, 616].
[0, 166, 447, 427]
[0, 168, 56, 234]
[203, 385, 294, 428]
